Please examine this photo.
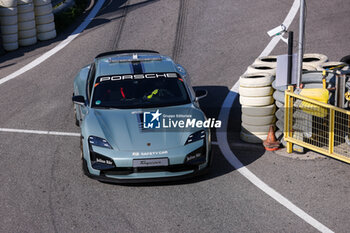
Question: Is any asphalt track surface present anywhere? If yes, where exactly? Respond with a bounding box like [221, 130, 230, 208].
[1, 0, 350, 232]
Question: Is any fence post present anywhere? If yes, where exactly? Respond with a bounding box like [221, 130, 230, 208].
[328, 109, 335, 154]
[285, 86, 294, 153]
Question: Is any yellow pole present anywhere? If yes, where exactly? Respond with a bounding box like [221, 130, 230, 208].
[285, 86, 294, 153]
[328, 109, 335, 154]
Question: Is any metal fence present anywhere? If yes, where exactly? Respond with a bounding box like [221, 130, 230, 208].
[284, 86, 350, 164]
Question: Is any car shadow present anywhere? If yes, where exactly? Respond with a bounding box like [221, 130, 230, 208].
[102, 85, 266, 187]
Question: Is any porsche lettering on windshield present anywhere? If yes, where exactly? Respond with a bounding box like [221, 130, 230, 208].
[91, 73, 190, 109]
[99, 73, 178, 82]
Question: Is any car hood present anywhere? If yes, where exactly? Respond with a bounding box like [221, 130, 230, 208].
[85, 104, 206, 151]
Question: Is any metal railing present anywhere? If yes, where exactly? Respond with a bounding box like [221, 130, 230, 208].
[284, 86, 350, 164]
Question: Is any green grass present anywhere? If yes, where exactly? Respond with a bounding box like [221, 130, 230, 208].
[54, 0, 90, 33]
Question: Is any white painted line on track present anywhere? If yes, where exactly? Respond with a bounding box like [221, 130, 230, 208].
[0, 128, 80, 137]
[259, 0, 300, 57]
[0, 0, 106, 86]
[216, 92, 333, 233]
[217, 0, 334, 232]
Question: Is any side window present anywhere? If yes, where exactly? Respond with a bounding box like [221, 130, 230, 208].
[87, 63, 96, 100]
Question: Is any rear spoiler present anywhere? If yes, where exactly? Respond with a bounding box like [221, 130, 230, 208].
[95, 50, 159, 59]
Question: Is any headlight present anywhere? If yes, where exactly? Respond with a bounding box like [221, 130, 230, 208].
[185, 130, 205, 145]
[88, 136, 113, 149]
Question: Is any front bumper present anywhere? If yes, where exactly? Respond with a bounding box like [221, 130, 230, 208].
[82, 139, 212, 183]
[82, 158, 210, 184]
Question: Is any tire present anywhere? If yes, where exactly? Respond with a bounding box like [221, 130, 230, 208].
[303, 53, 328, 67]
[276, 120, 284, 131]
[303, 83, 325, 89]
[18, 19, 35, 30]
[240, 95, 274, 106]
[272, 80, 287, 92]
[275, 100, 284, 109]
[240, 131, 267, 144]
[34, 3, 52, 16]
[275, 130, 283, 140]
[36, 21, 55, 33]
[35, 13, 54, 24]
[18, 28, 36, 39]
[33, 0, 51, 6]
[242, 123, 272, 135]
[254, 55, 277, 67]
[18, 11, 35, 22]
[241, 104, 276, 116]
[245, 63, 276, 75]
[74, 107, 80, 126]
[17, 3, 34, 13]
[280, 137, 287, 147]
[340, 55, 350, 65]
[0, 0, 17, 7]
[17, 0, 33, 4]
[317, 61, 347, 71]
[300, 72, 324, 83]
[273, 90, 284, 104]
[0, 24, 18, 34]
[275, 108, 284, 121]
[0, 7, 17, 16]
[2, 33, 17, 43]
[2, 41, 18, 51]
[239, 86, 273, 97]
[242, 113, 275, 126]
[37, 29, 56, 40]
[0, 15, 17, 25]
[302, 64, 317, 71]
[239, 73, 274, 87]
[19, 36, 37, 46]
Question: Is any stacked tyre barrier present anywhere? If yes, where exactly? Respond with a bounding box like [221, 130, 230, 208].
[34, 0, 55, 41]
[239, 55, 277, 143]
[239, 53, 336, 145]
[0, 0, 55, 51]
[18, 0, 37, 46]
[0, 0, 19, 51]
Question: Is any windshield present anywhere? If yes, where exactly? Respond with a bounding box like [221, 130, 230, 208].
[91, 74, 191, 109]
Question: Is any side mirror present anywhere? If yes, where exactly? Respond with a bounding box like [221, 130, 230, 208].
[195, 89, 208, 101]
[72, 95, 86, 106]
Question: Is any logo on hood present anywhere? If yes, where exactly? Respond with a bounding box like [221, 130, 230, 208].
[142, 109, 221, 129]
[143, 110, 162, 129]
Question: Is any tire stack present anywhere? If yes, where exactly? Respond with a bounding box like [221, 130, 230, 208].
[34, 0, 55, 41]
[239, 56, 277, 143]
[17, 0, 37, 46]
[272, 53, 329, 151]
[0, 0, 19, 51]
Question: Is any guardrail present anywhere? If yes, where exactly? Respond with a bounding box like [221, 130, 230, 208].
[284, 86, 350, 164]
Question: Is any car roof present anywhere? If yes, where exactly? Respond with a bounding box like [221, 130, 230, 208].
[94, 50, 179, 77]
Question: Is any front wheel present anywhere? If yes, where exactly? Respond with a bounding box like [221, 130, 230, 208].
[74, 106, 80, 126]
